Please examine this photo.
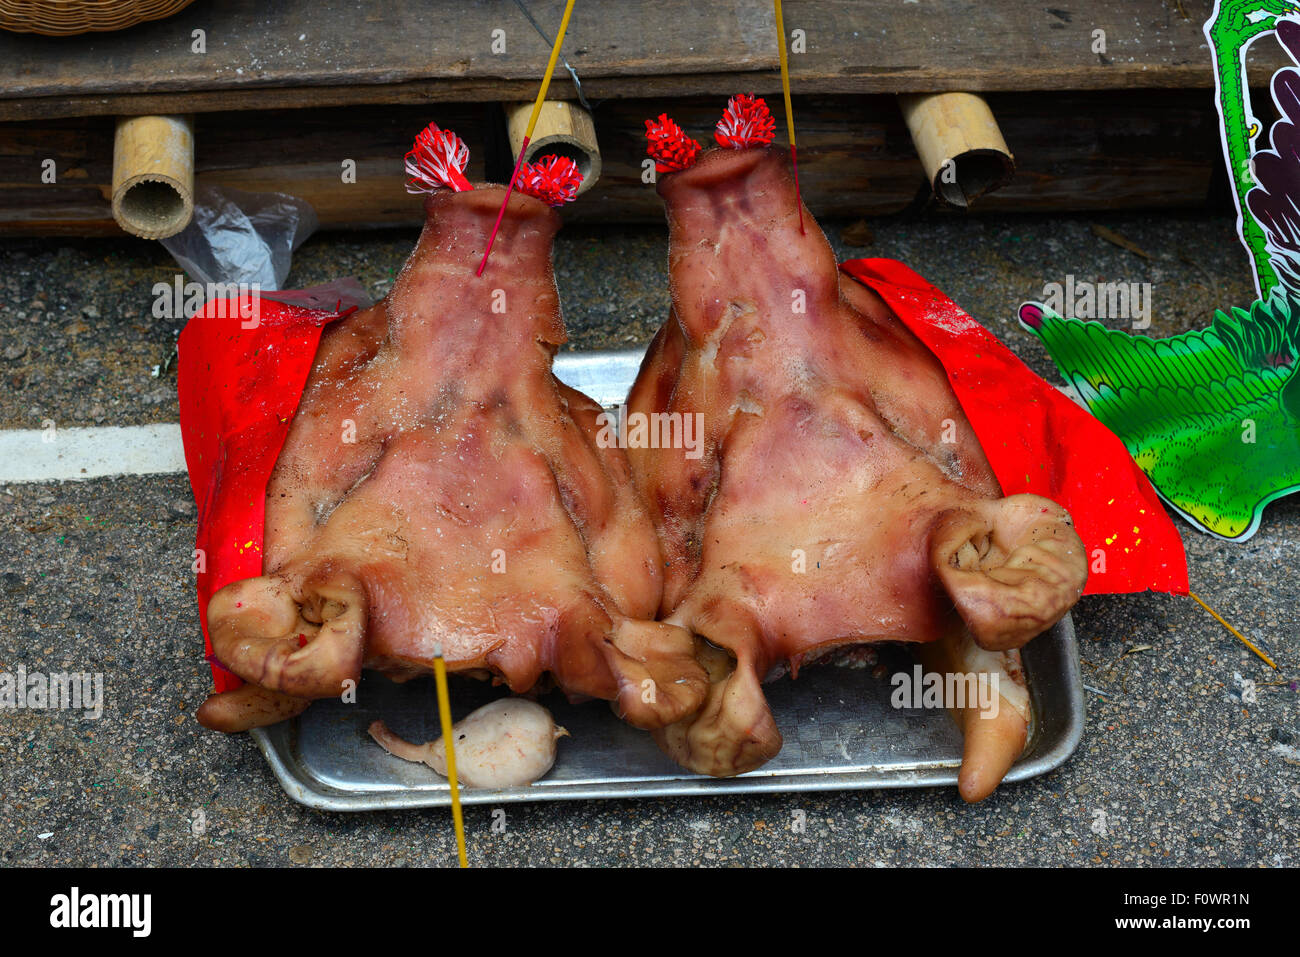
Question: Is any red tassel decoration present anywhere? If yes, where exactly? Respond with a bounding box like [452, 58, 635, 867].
[715, 94, 776, 149]
[517, 154, 583, 206]
[645, 113, 702, 173]
[404, 122, 474, 194]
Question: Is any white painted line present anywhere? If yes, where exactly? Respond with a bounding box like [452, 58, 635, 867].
[0, 424, 187, 483]
[0, 352, 1076, 485]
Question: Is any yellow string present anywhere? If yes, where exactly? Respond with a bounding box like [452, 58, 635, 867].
[522, 0, 577, 142]
[477, 0, 578, 276]
[773, 0, 796, 148]
[433, 649, 468, 867]
[1187, 590, 1278, 670]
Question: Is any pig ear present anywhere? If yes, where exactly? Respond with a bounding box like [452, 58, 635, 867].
[652, 645, 782, 776]
[602, 619, 709, 730]
[915, 632, 1030, 803]
[929, 495, 1087, 651]
[197, 682, 311, 732]
[207, 570, 367, 699]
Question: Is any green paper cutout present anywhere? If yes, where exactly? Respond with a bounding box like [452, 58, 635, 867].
[1020, 0, 1300, 541]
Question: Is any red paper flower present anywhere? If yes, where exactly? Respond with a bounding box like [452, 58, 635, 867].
[645, 113, 702, 173]
[404, 122, 473, 194]
[518, 154, 583, 206]
[715, 94, 776, 149]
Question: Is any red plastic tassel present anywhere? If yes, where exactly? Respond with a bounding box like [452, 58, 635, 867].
[404, 122, 473, 194]
[715, 93, 776, 149]
[645, 113, 702, 173]
[518, 154, 582, 206]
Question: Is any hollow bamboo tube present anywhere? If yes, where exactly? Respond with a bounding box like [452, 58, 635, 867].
[505, 100, 602, 195]
[899, 93, 1014, 208]
[111, 114, 195, 239]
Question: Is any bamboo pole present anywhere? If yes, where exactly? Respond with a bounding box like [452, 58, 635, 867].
[111, 114, 194, 238]
[899, 93, 1014, 208]
[504, 100, 602, 195]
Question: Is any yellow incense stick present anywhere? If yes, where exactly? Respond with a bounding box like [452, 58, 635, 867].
[522, 0, 576, 145]
[1187, 591, 1278, 670]
[773, 0, 795, 148]
[772, 0, 804, 232]
[432, 645, 469, 867]
[477, 0, 578, 276]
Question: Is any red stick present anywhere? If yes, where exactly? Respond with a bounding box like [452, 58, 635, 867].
[790, 144, 805, 235]
[476, 134, 531, 278]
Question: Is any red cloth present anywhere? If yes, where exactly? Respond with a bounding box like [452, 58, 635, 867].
[177, 295, 346, 691]
[841, 258, 1188, 596]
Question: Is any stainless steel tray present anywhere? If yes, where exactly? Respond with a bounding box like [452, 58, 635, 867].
[248, 350, 1085, 810]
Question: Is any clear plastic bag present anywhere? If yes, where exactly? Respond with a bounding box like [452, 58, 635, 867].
[161, 184, 373, 312]
[161, 184, 319, 291]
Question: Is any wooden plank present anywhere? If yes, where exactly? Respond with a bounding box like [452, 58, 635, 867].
[0, 92, 1222, 236]
[0, 1, 1283, 121]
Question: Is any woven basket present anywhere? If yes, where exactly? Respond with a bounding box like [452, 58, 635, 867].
[0, 0, 196, 36]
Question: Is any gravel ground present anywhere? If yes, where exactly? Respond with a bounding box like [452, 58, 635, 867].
[0, 211, 1296, 867]
[0, 210, 1258, 429]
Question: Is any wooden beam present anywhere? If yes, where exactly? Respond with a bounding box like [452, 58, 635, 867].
[0, 1, 1275, 122]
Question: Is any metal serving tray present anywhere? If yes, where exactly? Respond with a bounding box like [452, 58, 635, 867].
[249, 350, 1086, 810]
